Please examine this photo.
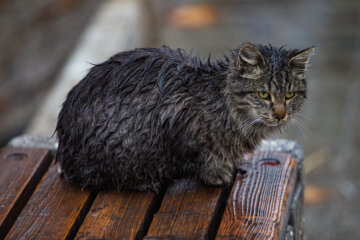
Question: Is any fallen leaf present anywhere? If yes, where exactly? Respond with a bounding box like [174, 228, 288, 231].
[305, 184, 334, 205]
[167, 4, 218, 29]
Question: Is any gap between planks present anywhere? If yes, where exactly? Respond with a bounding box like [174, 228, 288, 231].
[74, 187, 166, 240]
[144, 177, 233, 240]
[4, 163, 95, 240]
[0, 148, 52, 239]
[1, 148, 298, 240]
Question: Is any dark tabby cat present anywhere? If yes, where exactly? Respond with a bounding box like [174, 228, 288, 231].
[56, 43, 314, 193]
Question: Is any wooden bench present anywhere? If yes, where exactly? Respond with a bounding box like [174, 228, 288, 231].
[1, 138, 304, 240]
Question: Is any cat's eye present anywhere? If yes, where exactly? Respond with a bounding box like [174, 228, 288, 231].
[285, 92, 295, 99]
[258, 92, 270, 100]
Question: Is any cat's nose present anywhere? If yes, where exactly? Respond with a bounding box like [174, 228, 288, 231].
[273, 107, 286, 120]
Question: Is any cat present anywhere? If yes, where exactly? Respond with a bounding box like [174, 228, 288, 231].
[56, 43, 314, 193]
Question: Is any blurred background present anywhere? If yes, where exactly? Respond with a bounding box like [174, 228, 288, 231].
[0, 0, 359, 238]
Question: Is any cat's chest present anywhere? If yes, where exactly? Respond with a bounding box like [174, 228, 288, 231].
[217, 127, 263, 160]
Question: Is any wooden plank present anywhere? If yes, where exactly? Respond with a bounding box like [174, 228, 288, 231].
[5, 163, 96, 240]
[75, 191, 159, 240]
[216, 152, 297, 240]
[145, 178, 228, 240]
[0, 147, 52, 239]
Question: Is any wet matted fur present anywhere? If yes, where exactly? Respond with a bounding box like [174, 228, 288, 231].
[56, 43, 314, 193]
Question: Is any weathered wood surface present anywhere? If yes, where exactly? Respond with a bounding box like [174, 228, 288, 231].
[75, 191, 158, 240]
[0, 145, 302, 240]
[5, 163, 96, 240]
[0, 148, 52, 239]
[216, 152, 297, 240]
[144, 178, 228, 240]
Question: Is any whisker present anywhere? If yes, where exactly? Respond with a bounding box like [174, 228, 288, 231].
[240, 115, 262, 135]
[294, 112, 315, 123]
[290, 117, 307, 136]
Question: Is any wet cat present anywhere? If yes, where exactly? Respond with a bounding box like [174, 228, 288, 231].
[56, 43, 314, 192]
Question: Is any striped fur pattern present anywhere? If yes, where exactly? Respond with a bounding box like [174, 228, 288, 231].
[56, 44, 314, 192]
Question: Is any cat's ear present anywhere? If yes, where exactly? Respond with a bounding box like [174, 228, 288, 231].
[289, 47, 315, 78]
[236, 43, 266, 79]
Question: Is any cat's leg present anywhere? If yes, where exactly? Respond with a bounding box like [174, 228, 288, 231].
[121, 157, 169, 193]
[194, 152, 236, 186]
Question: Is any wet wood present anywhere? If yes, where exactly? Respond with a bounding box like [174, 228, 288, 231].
[144, 178, 227, 240]
[0, 148, 52, 239]
[216, 152, 297, 240]
[75, 190, 159, 240]
[0, 146, 300, 240]
[5, 163, 96, 240]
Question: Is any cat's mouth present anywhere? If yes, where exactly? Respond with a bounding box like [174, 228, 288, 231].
[261, 118, 287, 127]
[251, 111, 288, 128]
[264, 121, 286, 127]
[259, 112, 289, 127]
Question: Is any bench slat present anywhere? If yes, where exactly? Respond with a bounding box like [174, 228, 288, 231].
[145, 178, 227, 239]
[0, 148, 51, 239]
[216, 152, 297, 240]
[5, 163, 95, 240]
[75, 191, 158, 239]
[0, 145, 300, 239]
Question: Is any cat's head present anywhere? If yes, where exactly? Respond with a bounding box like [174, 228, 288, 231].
[225, 43, 314, 128]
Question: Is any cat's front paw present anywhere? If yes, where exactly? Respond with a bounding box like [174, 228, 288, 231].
[199, 167, 234, 186]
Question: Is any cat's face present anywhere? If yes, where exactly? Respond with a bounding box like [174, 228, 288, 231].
[226, 43, 314, 128]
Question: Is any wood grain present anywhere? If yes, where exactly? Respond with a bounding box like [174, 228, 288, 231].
[5, 163, 96, 240]
[75, 190, 159, 240]
[216, 152, 297, 240]
[145, 178, 228, 240]
[0, 147, 52, 239]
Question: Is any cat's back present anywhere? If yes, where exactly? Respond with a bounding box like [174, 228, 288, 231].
[58, 47, 188, 120]
[56, 46, 198, 152]
[65, 46, 192, 105]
